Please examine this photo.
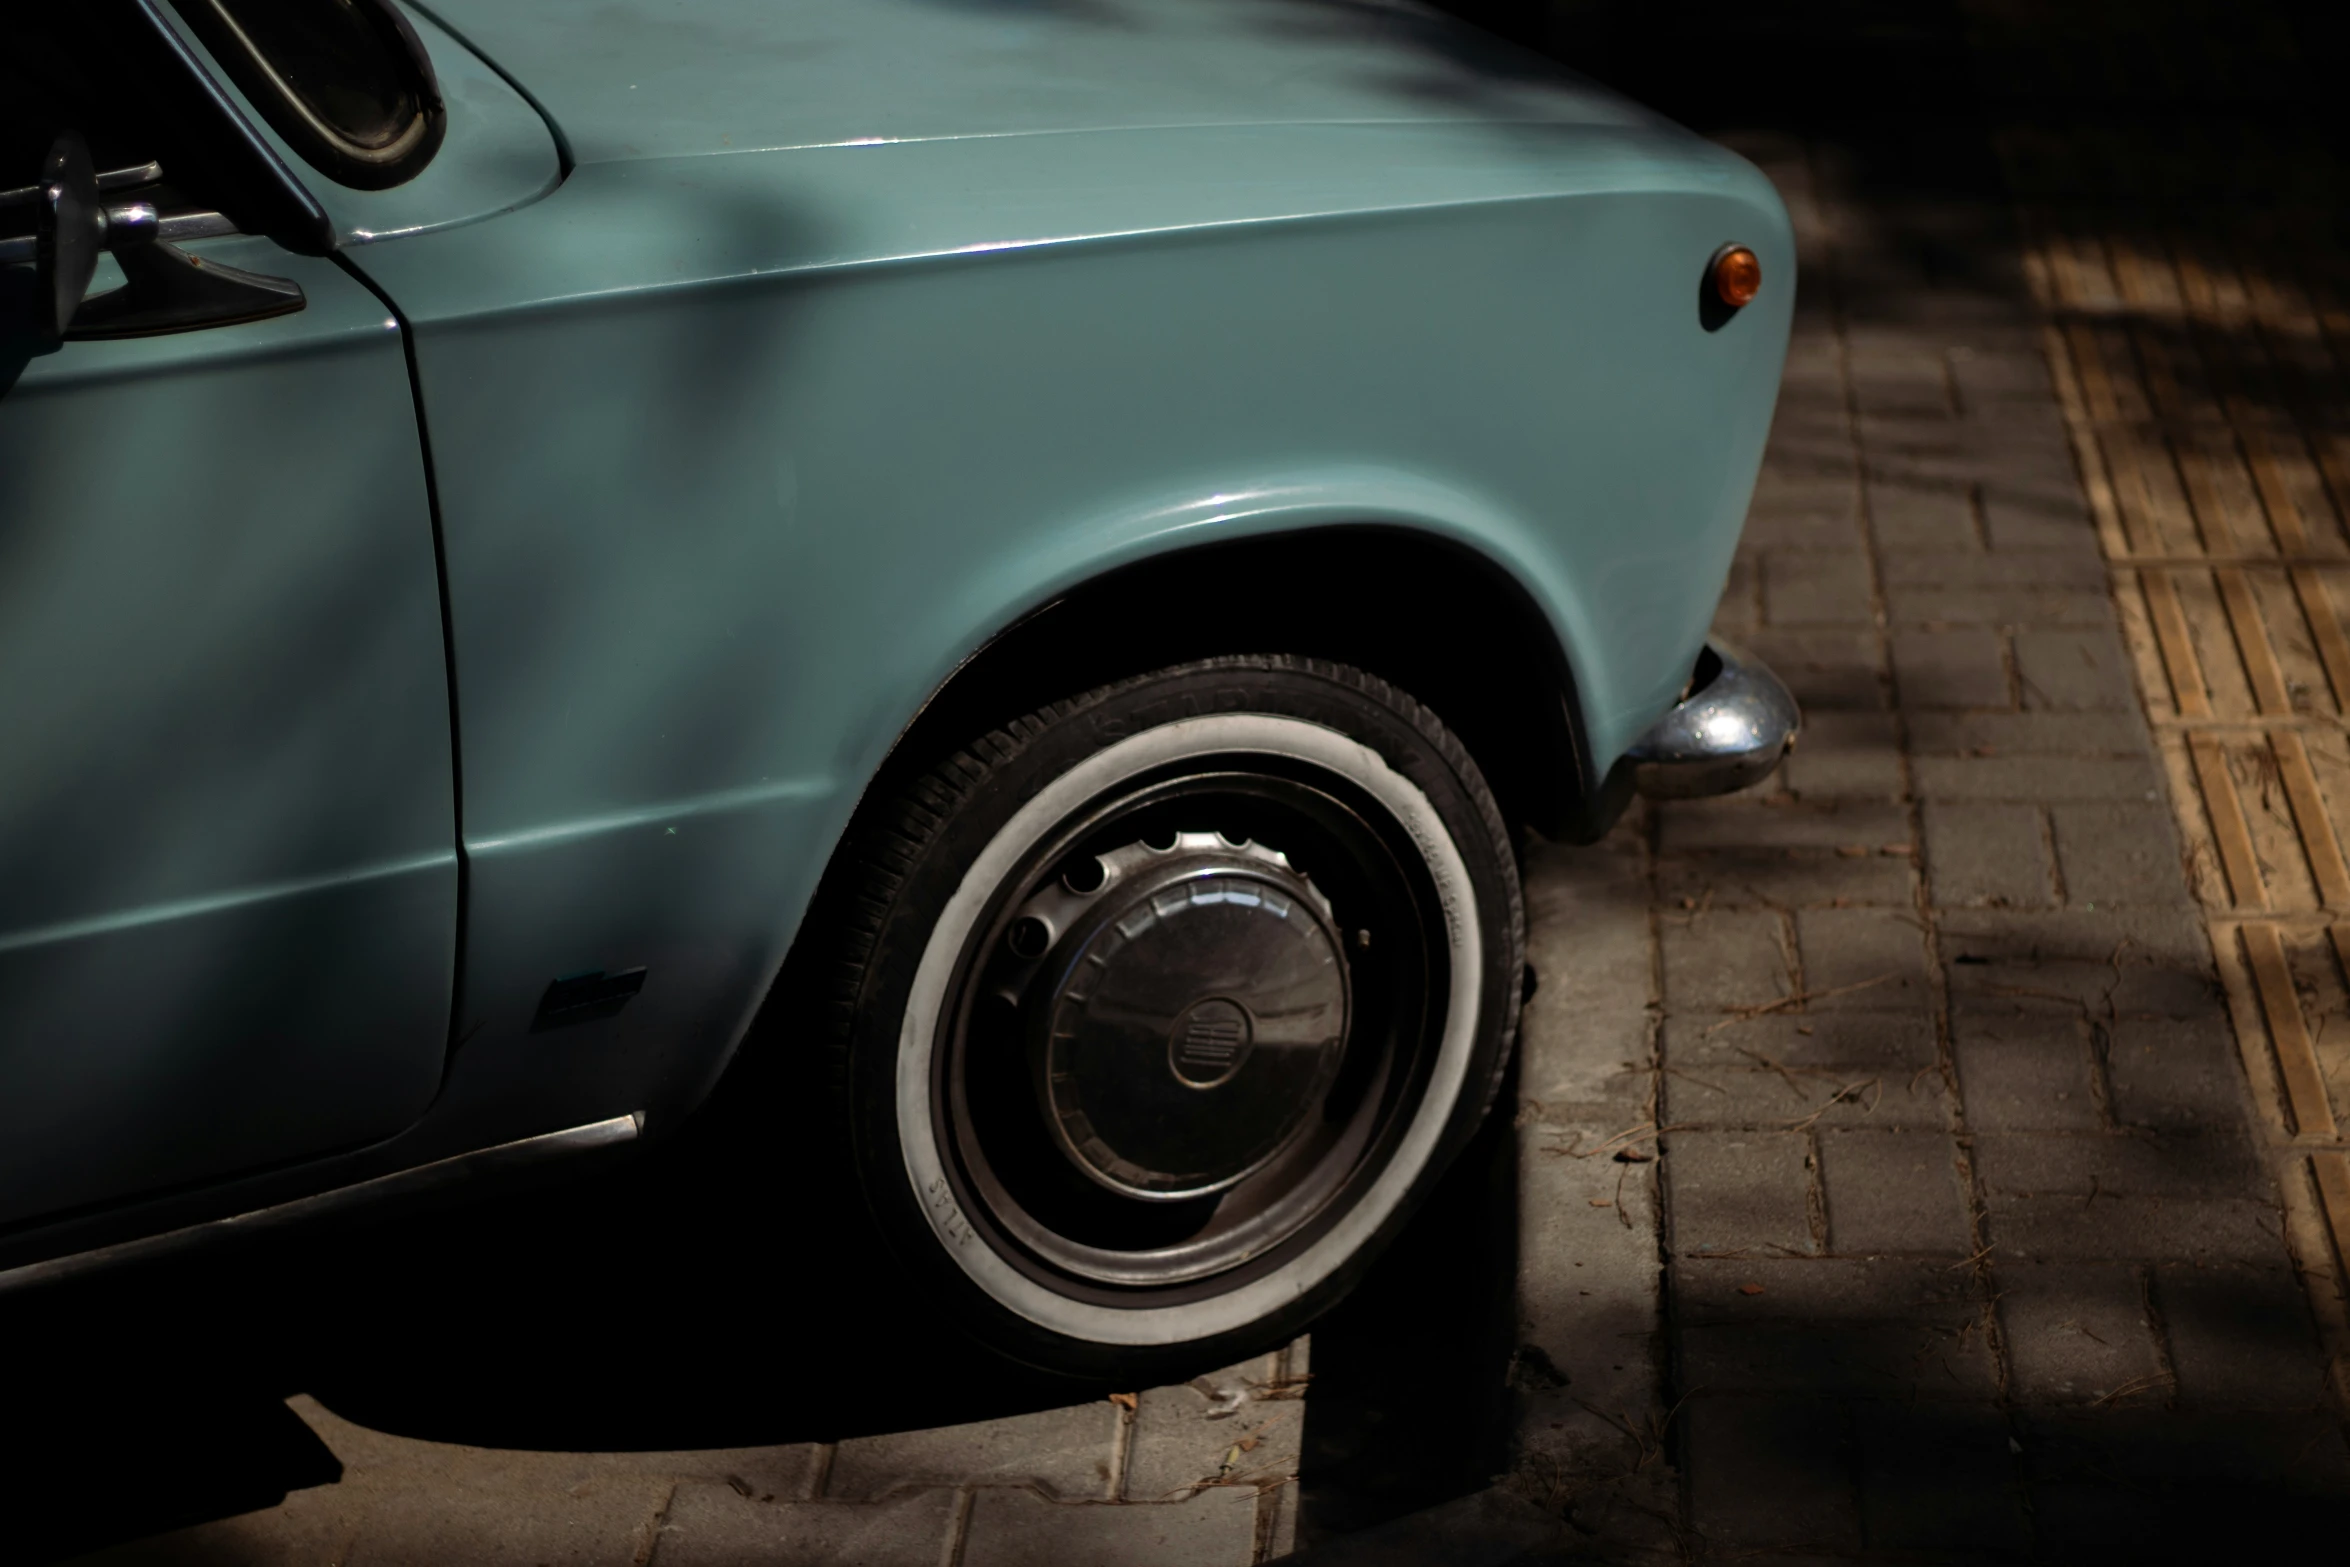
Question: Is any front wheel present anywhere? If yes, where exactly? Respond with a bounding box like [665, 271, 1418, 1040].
[823, 656, 1524, 1378]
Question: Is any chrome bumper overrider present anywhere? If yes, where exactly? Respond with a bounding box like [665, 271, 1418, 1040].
[1628, 641, 1800, 799]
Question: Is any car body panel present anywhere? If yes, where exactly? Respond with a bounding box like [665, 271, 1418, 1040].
[345, 113, 1790, 1137]
[420, 0, 1658, 163]
[0, 243, 458, 1224]
[0, 0, 1790, 1271]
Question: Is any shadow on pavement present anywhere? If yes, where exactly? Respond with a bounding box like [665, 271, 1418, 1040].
[0, 1045, 1517, 1564]
[0, 1114, 1089, 1561]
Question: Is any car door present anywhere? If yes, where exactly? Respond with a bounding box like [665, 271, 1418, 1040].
[0, 13, 457, 1228]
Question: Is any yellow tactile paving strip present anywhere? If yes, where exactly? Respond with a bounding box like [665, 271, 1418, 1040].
[2020, 197, 2350, 1398]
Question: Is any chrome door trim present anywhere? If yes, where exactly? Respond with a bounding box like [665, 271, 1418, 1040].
[0, 1112, 641, 1295]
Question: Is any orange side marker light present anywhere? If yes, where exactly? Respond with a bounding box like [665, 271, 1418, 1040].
[1710, 244, 1762, 309]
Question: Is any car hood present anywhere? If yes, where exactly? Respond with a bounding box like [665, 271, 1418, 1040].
[418, 0, 1660, 166]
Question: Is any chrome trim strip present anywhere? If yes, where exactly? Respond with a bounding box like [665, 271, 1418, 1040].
[157, 210, 241, 245]
[1629, 640, 1801, 800]
[0, 1112, 642, 1295]
[0, 212, 239, 267]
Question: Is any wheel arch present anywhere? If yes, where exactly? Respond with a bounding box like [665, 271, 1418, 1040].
[688, 521, 1620, 1149]
[864, 523, 1614, 848]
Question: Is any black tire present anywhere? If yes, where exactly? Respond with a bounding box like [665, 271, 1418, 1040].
[820, 655, 1523, 1380]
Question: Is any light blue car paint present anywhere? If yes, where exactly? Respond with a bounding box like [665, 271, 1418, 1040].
[417, 0, 1666, 160]
[0, 245, 457, 1224]
[346, 6, 1790, 1141]
[0, 0, 1788, 1256]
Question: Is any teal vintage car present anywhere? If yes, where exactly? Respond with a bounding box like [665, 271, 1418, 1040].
[0, 0, 1793, 1374]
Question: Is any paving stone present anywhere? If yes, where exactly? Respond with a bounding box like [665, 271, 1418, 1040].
[1906, 710, 2147, 755]
[1779, 743, 1909, 803]
[1777, 709, 1905, 800]
[1750, 473, 1863, 534]
[2021, 1408, 2350, 1553]
[1859, 415, 1978, 469]
[1762, 404, 1861, 460]
[1793, 906, 1934, 1009]
[1656, 797, 1910, 853]
[1884, 583, 2116, 626]
[1819, 1130, 1972, 1254]
[1948, 346, 2054, 408]
[959, 1487, 1262, 1567]
[1665, 1011, 1939, 1073]
[1912, 753, 2163, 801]
[653, 1487, 958, 1567]
[2156, 1263, 2330, 1410]
[341, 1475, 674, 1567]
[1675, 1256, 1986, 1321]
[1520, 834, 1654, 1117]
[1664, 1062, 1951, 1132]
[1986, 1197, 2290, 1264]
[1673, 1259, 1996, 1398]
[2017, 628, 2140, 710]
[1683, 1396, 1862, 1554]
[1939, 907, 2217, 1015]
[1741, 629, 1889, 709]
[1514, 821, 1669, 1508]
[1963, 397, 2069, 442]
[1663, 1131, 1815, 1257]
[1657, 849, 1916, 910]
[1761, 550, 1877, 627]
[1880, 551, 2106, 591]
[1891, 628, 2009, 709]
[1995, 1262, 2165, 1404]
[1850, 359, 1953, 419]
[1921, 800, 2055, 907]
[1950, 1004, 2103, 1131]
[1847, 327, 1964, 365]
[2051, 801, 2193, 908]
[1867, 478, 1980, 553]
[1745, 498, 1866, 552]
[1970, 1130, 2266, 1201]
[1712, 552, 1761, 634]
[1853, 1401, 2028, 1555]
[2102, 1014, 2247, 1129]
[1867, 436, 2080, 495]
[2019, 1407, 2350, 1495]
[827, 1402, 1120, 1501]
[1122, 1354, 1291, 1502]
[1848, 388, 1951, 437]
[1517, 1115, 1664, 1454]
[1659, 909, 1789, 1014]
[1980, 487, 2100, 553]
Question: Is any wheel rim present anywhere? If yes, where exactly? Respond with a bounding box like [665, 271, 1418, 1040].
[923, 728, 1459, 1300]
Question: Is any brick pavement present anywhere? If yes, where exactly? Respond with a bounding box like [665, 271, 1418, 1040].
[1508, 2, 2350, 1555]
[1504, 0, 2350, 1559]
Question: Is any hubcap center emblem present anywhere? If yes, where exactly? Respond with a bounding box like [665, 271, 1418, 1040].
[1169, 997, 1253, 1089]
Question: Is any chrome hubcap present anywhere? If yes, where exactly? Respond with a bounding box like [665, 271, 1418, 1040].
[1013, 833, 1349, 1202]
[937, 763, 1443, 1294]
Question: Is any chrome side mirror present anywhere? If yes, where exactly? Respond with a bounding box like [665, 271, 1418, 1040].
[31, 133, 162, 343]
[6, 132, 307, 344]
